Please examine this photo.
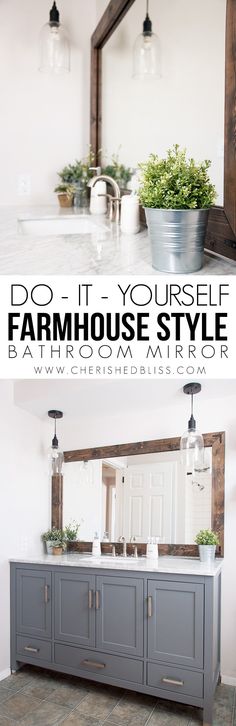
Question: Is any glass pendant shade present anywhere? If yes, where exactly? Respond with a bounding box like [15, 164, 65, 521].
[48, 409, 64, 475]
[49, 444, 64, 475]
[180, 383, 205, 472]
[133, 1, 161, 80]
[180, 427, 204, 471]
[133, 31, 161, 79]
[39, 3, 70, 74]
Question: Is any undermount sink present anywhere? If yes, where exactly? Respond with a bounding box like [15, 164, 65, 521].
[78, 555, 138, 563]
[17, 214, 107, 237]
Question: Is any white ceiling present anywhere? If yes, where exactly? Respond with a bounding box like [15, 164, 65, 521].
[13, 379, 236, 421]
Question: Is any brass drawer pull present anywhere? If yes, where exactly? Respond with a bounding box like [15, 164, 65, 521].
[161, 677, 184, 687]
[24, 646, 39, 653]
[88, 589, 93, 609]
[95, 590, 100, 610]
[147, 595, 153, 618]
[44, 585, 49, 604]
[81, 659, 106, 670]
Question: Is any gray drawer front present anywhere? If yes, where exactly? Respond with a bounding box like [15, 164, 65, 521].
[16, 635, 52, 663]
[147, 662, 203, 699]
[55, 643, 143, 684]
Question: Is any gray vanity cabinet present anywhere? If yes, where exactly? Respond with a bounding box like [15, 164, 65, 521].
[54, 572, 95, 647]
[95, 575, 143, 656]
[16, 569, 51, 639]
[147, 580, 204, 668]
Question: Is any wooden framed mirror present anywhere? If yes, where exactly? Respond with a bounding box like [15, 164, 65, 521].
[52, 431, 225, 556]
[90, 0, 236, 261]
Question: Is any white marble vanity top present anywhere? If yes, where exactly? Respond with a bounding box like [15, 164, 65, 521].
[10, 554, 223, 577]
[1, 206, 235, 275]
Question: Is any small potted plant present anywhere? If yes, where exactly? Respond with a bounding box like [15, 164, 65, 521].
[138, 144, 216, 273]
[102, 153, 132, 191]
[64, 521, 80, 549]
[54, 183, 75, 208]
[195, 529, 220, 563]
[42, 527, 65, 555]
[51, 530, 66, 556]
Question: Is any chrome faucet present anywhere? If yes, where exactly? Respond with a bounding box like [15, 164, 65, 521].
[88, 174, 121, 223]
[118, 536, 127, 557]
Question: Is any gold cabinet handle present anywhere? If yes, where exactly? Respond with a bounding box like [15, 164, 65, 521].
[95, 590, 100, 610]
[24, 646, 39, 653]
[161, 677, 184, 687]
[88, 589, 93, 609]
[147, 595, 153, 618]
[44, 585, 49, 604]
[81, 659, 106, 669]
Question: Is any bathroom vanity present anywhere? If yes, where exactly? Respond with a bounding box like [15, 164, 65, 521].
[10, 555, 222, 725]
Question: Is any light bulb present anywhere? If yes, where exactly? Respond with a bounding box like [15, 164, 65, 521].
[39, 4, 70, 74]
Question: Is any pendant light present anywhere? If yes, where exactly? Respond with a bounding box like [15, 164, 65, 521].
[48, 410, 64, 475]
[133, 0, 161, 80]
[39, 3, 70, 74]
[180, 383, 205, 471]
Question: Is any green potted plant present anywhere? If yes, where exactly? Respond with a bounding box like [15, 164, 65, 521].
[51, 530, 66, 556]
[195, 529, 220, 563]
[55, 148, 96, 209]
[64, 520, 80, 548]
[138, 144, 216, 273]
[42, 527, 65, 555]
[102, 153, 132, 190]
[54, 183, 76, 208]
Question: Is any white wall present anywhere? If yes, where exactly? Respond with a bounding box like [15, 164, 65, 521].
[0, 381, 50, 678]
[60, 391, 236, 683]
[100, 0, 225, 203]
[0, 0, 96, 206]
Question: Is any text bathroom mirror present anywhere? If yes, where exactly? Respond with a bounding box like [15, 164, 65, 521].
[101, 0, 225, 204]
[63, 448, 212, 544]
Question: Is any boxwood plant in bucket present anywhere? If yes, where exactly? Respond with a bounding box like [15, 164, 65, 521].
[138, 145, 216, 273]
[195, 529, 220, 563]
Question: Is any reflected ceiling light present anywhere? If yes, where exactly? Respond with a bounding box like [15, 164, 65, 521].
[180, 383, 205, 471]
[133, 0, 161, 80]
[48, 409, 64, 475]
[39, 3, 70, 74]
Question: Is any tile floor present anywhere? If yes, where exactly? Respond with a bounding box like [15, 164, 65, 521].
[0, 666, 234, 726]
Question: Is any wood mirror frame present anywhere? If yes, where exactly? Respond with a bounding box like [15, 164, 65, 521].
[90, 0, 236, 262]
[51, 431, 225, 556]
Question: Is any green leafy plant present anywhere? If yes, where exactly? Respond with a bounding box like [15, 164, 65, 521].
[55, 147, 97, 192]
[102, 153, 132, 189]
[42, 527, 65, 543]
[54, 183, 76, 198]
[195, 529, 219, 546]
[64, 521, 80, 542]
[138, 144, 216, 210]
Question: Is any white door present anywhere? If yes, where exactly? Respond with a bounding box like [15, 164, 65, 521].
[117, 461, 178, 543]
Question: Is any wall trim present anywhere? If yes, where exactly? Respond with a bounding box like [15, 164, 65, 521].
[0, 668, 11, 682]
[221, 674, 236, 686]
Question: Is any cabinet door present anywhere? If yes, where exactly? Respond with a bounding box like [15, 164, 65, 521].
[55, 572, 95, 647]
[147, 580, 204, 668]
[96, 575, 143, 656]
[16, 569, 51, 638]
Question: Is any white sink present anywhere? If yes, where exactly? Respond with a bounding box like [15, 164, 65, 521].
[18, 214, 107, 237]
[78, 555, 137, 564]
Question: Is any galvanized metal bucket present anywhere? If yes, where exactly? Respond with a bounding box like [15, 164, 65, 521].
[198, 545, 216, 563]
[144, 208, 209, 273]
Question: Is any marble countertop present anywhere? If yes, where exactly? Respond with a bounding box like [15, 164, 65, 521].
[10, 554, 223, 577]
[1, 206, 236, 275]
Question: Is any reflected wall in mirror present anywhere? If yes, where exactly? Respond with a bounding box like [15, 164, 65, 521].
[63, 448, 212, 544]
[101, 0, 225, 203]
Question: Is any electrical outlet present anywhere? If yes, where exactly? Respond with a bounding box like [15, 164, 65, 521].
[17, 174, 31, 196]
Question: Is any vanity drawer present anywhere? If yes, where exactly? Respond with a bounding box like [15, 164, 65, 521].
[16, 635, 52, 663]
[147, 663, 203, 699]
[55, 643, 143, 684]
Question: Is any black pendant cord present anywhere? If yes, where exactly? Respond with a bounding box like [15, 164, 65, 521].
[143, 0, 152, 34]
[188, 393, 196, 432]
